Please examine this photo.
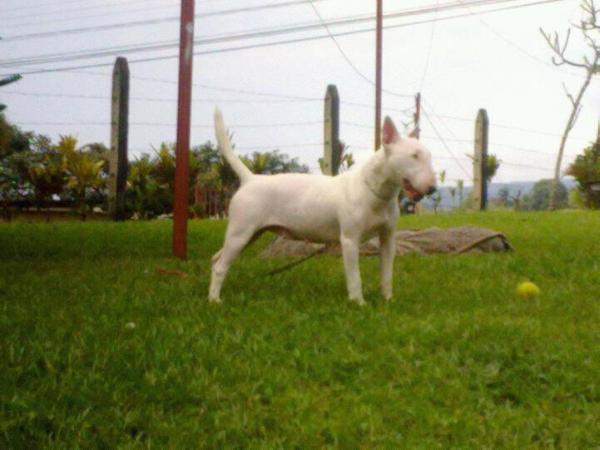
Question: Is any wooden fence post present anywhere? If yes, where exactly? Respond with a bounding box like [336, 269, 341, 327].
[323, 84, 341, 175]
[108, 57, 129, 221]
[473, 108, 489, 210]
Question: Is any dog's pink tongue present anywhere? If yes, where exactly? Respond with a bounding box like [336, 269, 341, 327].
[403, 180, 422, 201]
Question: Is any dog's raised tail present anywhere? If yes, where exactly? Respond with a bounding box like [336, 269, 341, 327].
[214, 108, 253, 184]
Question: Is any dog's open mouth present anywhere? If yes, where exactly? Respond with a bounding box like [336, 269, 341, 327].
[403, 179, 423, 201]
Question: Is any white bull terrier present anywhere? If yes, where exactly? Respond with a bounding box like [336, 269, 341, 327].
[209, 108, 436, 305]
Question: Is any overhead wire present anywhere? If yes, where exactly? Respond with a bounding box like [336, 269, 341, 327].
[0, 88, 415, 112]
[2, 0, 176, 21]
[3, 0, 567, 79]
[2, 0, 566, 78]
[453, 0, 585, 78]
[421, 107, 471, 177]
[14, 120, 324, 128]
[1, 0, 564, 70]
[1, 0, 332, 41]
[306, 0, 411, 98]
[424, 112, 592, 141]
[418, 0, 440, 92]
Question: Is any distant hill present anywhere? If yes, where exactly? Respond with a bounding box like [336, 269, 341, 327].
[420, 178, 577, 210]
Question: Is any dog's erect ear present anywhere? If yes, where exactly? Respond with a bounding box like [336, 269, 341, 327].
[408, 127, 420, 138]
[382, 116, 400, 147]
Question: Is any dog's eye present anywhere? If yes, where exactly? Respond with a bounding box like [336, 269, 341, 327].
[412, 153, 419, 159]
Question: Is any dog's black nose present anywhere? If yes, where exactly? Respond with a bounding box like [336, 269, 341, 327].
[426, 186, 437, 196]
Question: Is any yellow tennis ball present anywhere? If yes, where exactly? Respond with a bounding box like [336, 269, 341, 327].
[516, 281, 540, 299]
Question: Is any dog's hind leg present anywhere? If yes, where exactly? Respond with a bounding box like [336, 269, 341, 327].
[208, 225, 259, 303]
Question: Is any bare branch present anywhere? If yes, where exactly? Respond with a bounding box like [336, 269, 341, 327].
[562, 82, 577, 106]
[572, 105, 583, 126]
[581, 0, 598, 30]
[543, 0, 598, 210]
[539, 27, 590, 68]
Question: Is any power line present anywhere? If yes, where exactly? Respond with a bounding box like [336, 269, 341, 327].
[2, 0, 562, 69]
[421, 97, 588, 165]
[422, 134, 583, 157]
[1, 0, 176, 21]
[15, 120, 323, 128]
[1, 0, 332, 41]
[421, 108, 471, 176]
[418, 0, 441, 92]
[4, 0, 455, 66]
[426, 112, 592, 141]
[4, 0, 566, 78]
[236, 142, 323, 151]
[0, 88, 412, 113]
[432, 155, 554, 171]
[2, 88, 417, 114]
[453, 0, 585, 78]
[2, 3, 178, 30]
[0, 0, 487, 32]
[307, 0, 412, 98]
[0, 89, 317, 104]
[0, 0, 106, 12]
[0, 0, 242, 15]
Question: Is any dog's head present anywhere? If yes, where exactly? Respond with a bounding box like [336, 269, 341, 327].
[381, 116, 437, 201]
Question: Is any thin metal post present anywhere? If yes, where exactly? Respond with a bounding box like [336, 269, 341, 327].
[173, 0, 195, 260]
[374, 0, 383, 151]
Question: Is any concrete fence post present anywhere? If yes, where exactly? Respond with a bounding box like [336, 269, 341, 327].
[108, 57, 129, 221]
[473, 108, 489, 210]
[323, 84, 341, 175]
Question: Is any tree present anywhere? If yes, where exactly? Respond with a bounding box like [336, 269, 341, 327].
[511, 190, 524, 211]
[448, 186, 457, 208]
[497, 186, 511, 208]
[566, 141, 600, 208]
[58, 136, 104, 220]
[27, 142, 66, 215]
[0, 74, 22, 112]
[528, 179, 568, 210]
[318, 140, 352, 174]
[486, 154, 501, 183]
[430, 170, 446, 213]
[127, 154, 164, 218]
[540, 0, 600, 209]
[457, 179, 464, 206]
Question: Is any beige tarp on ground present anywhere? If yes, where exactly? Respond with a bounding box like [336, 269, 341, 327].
[260, 226, 512, 258]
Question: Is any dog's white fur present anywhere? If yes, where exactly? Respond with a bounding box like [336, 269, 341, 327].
[209, 108, 436, 304]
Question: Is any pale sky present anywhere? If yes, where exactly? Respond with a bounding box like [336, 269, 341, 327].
[1, 0, 599, 187]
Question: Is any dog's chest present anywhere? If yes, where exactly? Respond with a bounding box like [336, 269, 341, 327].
[358, 205, 396, 239]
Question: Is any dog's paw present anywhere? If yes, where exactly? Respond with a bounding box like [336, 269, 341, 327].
[349, 297, 366, 306]
[208, 296, 222, 304]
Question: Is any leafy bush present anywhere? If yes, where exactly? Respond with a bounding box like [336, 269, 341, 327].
[566, 144, 600, 208]
[526, 179, 568, 211]
[1, 115, 309, 220]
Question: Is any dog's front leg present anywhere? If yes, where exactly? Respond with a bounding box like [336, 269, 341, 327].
[340, 234, 365, 305]
[379, 227, 395, 301]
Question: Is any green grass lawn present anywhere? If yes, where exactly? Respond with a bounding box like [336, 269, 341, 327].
[1, 211, 600, 448]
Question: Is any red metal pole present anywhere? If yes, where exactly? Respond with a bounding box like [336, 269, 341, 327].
[173, 0, 195, 260]
[374, 0, 383, 151]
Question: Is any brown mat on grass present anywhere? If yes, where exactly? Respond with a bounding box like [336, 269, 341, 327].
[260, 226, 512, 258]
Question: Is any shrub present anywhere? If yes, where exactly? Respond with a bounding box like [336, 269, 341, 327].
[566, 144, 600, 208]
